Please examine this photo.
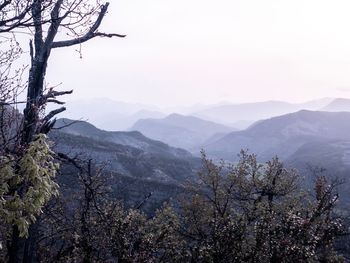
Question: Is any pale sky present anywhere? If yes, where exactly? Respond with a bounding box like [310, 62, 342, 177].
[44, 0, 350, 107]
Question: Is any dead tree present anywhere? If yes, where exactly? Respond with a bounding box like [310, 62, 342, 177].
[22, 0, 125, 144]
[2, 1, 125, 262]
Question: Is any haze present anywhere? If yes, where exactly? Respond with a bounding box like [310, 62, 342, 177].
[45, 0, 350, 107]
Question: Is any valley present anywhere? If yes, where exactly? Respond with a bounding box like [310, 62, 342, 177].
[52, 97, 350, 210]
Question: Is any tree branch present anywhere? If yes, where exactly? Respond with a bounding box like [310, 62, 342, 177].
[43, 107, 66, 122]
[43, 0, 64, 50]
[51, 2, 125, 49]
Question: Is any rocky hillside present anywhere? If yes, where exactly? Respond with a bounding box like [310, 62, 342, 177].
[51, 119, 202, 211]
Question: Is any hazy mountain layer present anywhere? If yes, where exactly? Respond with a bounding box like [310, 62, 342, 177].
[52, 119, 200, 183]
[131, 113, 234, 150]
[193, 98, 333, 128]
[49, 98, 335, 131]
[52, 98, 164, 131]
[322, 98, 350, 112]
[205, 110, 350, 161]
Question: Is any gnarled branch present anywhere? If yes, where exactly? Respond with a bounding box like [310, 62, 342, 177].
[52, 2, 126, 49]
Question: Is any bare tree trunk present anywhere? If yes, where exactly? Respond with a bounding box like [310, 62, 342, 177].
[8, 227, 24, 263]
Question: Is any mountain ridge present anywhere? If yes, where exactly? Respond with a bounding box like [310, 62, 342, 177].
[204, 110, 350, 161]
[322, 98, 350, 112]
[130, 113, 234, 150]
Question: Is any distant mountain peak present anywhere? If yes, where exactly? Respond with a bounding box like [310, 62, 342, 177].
[165, 113, 206, 122]
[322, 98, 350, 112]
[331, 97, 350, 103]
[166, 113, 185, 119]
[131, 113, 234, 150]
